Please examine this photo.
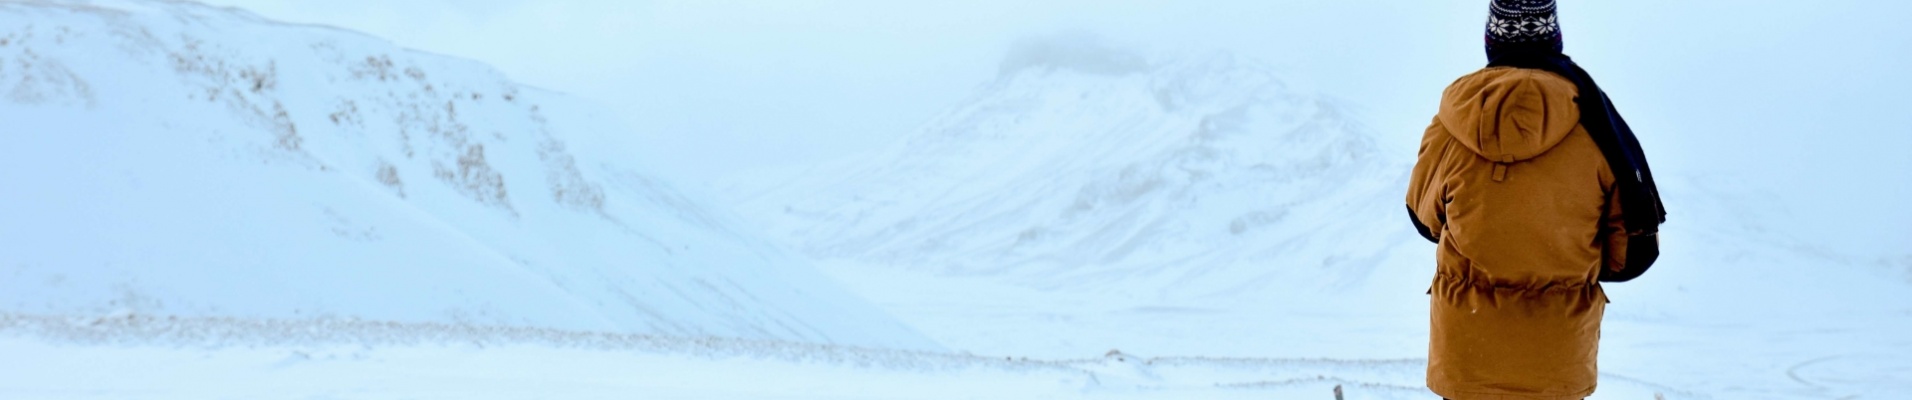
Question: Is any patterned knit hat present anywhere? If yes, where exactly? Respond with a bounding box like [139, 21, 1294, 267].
[1486, 0, 1563, 54]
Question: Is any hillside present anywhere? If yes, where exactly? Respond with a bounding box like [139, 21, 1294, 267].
[0, 0, 936, 351]
[730, 40, 1416, 301]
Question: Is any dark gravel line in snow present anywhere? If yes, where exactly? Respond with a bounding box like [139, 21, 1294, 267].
[0, 312, 1062, 372]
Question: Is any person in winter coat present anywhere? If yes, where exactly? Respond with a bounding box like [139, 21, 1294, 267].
[1406, 1, 1665, 399]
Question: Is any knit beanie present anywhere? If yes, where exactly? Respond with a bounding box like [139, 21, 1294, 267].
[1486, 0, 1563, 56]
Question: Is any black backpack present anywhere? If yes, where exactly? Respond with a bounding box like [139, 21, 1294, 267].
[1491, 54, 1667, 282]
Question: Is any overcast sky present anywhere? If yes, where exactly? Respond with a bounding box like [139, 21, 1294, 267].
[196, 0, 1483, 174]
[199, 0, 1910, 255]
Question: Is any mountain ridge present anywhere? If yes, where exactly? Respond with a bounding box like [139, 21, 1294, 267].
[729, 43, 1414, 300]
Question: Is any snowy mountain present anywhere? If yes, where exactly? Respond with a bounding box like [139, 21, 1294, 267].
[0, 0, 937, 350]
[730, 38, 1416, 300]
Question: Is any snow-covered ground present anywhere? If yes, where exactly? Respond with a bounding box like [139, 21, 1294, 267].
[2, 1, 1908, 399]
[1, 313, 1695, 399]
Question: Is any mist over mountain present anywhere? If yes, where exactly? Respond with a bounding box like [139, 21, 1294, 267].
[730, 38, 1416, 301]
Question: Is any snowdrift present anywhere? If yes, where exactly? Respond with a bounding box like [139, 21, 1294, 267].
[0, 0, 936, 351]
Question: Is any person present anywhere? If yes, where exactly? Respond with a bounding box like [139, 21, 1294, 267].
[1405, 0, 1666, 399]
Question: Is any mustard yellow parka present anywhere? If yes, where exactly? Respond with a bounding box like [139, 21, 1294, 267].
[1407, 66, 1636, 400]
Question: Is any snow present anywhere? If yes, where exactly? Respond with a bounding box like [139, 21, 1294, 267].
[3, 1, 1909, 399]
[0, 0, 933, 351]
[729, 48, 1404, 300]
[0, 314, 1684, 400]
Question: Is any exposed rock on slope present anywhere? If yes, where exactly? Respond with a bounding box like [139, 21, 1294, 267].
[0, 0, 936, 350]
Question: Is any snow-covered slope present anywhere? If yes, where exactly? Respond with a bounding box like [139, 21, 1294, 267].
[0, 0, 937, 350]
[731, 39, 1414, 300]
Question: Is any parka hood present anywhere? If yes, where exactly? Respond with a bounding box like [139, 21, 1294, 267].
[1438, 67, 1581, 162]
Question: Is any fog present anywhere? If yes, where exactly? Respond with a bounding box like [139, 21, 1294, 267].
[198, 0, 1911, 255]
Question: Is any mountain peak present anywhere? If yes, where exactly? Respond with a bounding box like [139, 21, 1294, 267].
[736, 47, 1397, 299]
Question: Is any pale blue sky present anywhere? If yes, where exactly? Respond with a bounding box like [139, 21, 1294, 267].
[200, 0, 1911, 255]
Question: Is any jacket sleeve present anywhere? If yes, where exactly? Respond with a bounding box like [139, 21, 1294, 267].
[1406, 117, 1450, 244]
[1599, 181, 1631, 278]
[1599, 180, 1662, 282]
